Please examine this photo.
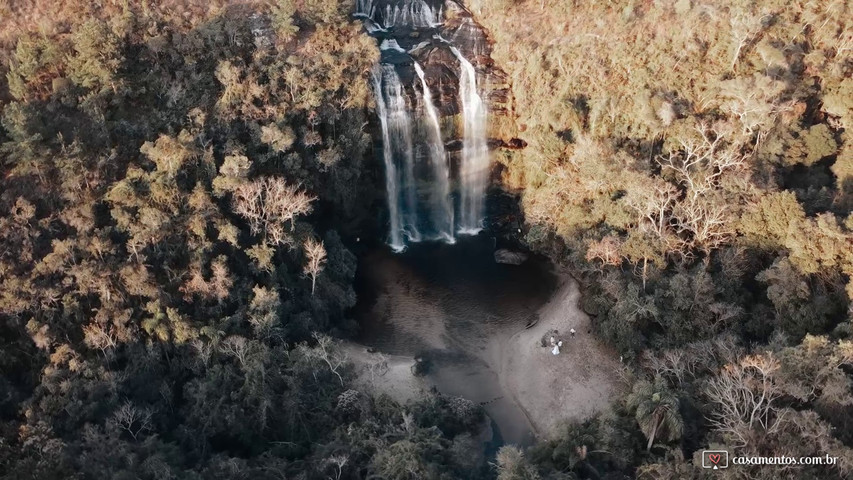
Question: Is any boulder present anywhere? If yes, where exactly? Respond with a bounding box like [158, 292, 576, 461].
[494, 248, 528, 265]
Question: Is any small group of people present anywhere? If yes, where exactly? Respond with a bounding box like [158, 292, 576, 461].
[550, 328, 576, 355]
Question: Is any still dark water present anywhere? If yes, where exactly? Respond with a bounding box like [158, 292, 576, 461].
[352, 235, 558, 445]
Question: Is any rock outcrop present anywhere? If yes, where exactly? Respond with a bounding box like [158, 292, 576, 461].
[494, 248, 529, 265]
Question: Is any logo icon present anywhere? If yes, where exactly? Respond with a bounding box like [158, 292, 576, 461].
[702, 450, 729, 469]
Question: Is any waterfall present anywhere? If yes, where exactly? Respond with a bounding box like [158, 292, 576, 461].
[372, 65, 422, 250]
[361, 4, 492, 251]
[354, 0, 376, 18]
[383, 1, 442, 29]
[414, 62, 455, 243]
[356, 0, 442, 30]
[449, 46, 489, 234]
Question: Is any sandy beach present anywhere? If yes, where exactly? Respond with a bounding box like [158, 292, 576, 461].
[491, 273, 624, 438]
[347, 246, 623, 442]
[340, 342, 426, 405]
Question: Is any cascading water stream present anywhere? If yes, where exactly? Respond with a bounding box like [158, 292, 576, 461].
[449, 46, 489, 234]
[414, 62, 455, 243]
[384, 2, 439, 29]
[371, 67, 405, 251]
[372, 65, 423, 250]
[385, 70, 421, 243]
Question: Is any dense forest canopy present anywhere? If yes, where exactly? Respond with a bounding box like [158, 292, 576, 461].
[0, 0, 851, 479]
[474, 0, 853, 478]
[0, 1, 491, 478]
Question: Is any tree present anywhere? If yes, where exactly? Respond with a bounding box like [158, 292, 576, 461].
[626, 376, 683, 451]
[642, 349, 701, 388]
[180, 256, 233, 302]
[704, 354, 784, 448]
[260, 123, 296, 152]
[496, 446, 541, 480]
[271, 0, 300, 43]
[0, 2, 455, 479]
[108, 402, 154, 441]
[728, 8, 765, 71]
[66, 18, 122, 92]
[303, 237, 326, 295]
[232, 177, 316, 246]
[718, 74, 791, 135]
[213, 154, 252, 195]
[248, 286, 281, 338]
[82, 323, 119, 355]
[657, 125, 749, 201]
[297, 333, 346, 386]
[624, 177, 679, 240]
[776, 335, 853, 410]
[671, 194, 733, 256]
[585, 235, 623, 268]
[139, 132, 198, 177]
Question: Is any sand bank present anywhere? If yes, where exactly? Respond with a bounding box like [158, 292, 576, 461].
[492, 273, 624, 438]
[346, 266, 622, 442]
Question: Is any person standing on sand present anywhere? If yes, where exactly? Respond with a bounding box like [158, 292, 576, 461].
[551, 340, 563, 355]
[570, 328, 576, 337]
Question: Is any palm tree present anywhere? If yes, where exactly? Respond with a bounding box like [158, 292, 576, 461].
[627, 376, 683, 451]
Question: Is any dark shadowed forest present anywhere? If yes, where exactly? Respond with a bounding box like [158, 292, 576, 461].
[0, 1, 852, 479]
